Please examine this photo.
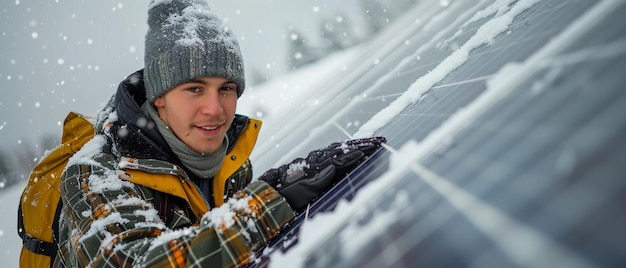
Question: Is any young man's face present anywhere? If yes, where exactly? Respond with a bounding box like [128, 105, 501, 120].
[154, 76, 238, 154]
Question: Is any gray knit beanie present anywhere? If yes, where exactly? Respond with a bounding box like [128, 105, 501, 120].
[144, 0, 245, 102]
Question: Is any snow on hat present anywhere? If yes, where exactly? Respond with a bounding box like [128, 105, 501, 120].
[144, 0, 245, 102]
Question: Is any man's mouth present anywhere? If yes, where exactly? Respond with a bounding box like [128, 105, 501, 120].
[197, 120, 226, 132]
[200, 125, 219, 131]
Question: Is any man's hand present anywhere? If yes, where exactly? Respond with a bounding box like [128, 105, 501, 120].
[258, 137, 386, 212]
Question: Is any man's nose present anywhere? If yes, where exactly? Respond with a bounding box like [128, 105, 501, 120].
[200, 90, 224, 115]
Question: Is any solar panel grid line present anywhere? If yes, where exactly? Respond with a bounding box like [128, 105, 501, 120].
[249, 3, 456, 167]
[355, 0, 569, 141]
[412, 0, 616, 164]
[418, 83, 534, 175]
[518, 0, 621, 69]
[330, 181, 416, 263]
[521, 129, 626, 267]
[531, 87, 626, 193]
[420, 54, 620, 237]
[430, 75, 494, 90]
[344, 177, 441, 268]
[527, 86, 614, 131]
[504, 69, 625, 178]
[344, 16, 491, 141]
[372, 0, 490, 88]
[374, 80, 485, 147]
[252, 0, 498, 170]
[555, 34, 626, 68]
[545, 38, 626, 70]
[407, 161, 598, 268]
[490, 2, 616, 79]
[455, 140, 587, 234]
[429, 3, 599, 93]
[406, 93, 478, 143]
[449, 11, 579, 76]
[342, 174, 487, 267]
[479, 90, 626, 243]
[563, 126, 626, 266]
[394, 78, 516, 164]
[390, 197, 484, 267]
[531, 151, 624, 235]
[476, 148, 571, 214]
[554, 97, 626, 167]
[439, 0, 498, 46]
[506, 0, 587, 37]
[420, 76, 549, 167]
[471, 84, 595, 167]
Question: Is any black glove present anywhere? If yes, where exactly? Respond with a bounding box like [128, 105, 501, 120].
[259, 137, 386, 212]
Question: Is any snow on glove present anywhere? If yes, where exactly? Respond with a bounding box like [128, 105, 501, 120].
[258, 136, 386, 212]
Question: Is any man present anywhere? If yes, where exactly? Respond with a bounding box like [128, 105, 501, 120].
[54, 0, 384, 267]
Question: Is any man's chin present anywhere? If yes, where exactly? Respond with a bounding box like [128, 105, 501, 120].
[193, 143, 222, 155]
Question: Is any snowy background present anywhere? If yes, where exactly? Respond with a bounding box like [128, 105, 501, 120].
[0, 0, 402, 186]
[3, 0, 624, 267]
[0, 0, 414, 266]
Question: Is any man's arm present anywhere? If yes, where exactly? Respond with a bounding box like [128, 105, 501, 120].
[58, 155, 293, 267]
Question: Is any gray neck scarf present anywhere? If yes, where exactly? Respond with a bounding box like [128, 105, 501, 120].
[142, 102, 227, 179]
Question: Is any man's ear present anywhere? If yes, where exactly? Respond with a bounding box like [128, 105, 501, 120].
[153, 96, 165, 108]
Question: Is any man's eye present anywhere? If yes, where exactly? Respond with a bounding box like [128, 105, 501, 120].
[188, 87, 202, 93]
[220, 86, 237, 92]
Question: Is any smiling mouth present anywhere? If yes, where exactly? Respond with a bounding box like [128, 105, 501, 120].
[198, 120, 226, 131]
[200, 125, 219, 131]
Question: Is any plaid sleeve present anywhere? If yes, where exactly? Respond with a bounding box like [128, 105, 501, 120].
[58, 158, 294, 268]
[140, 181, 294, 268]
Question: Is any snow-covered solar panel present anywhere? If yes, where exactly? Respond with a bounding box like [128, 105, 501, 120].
[249, 0, 626, 267]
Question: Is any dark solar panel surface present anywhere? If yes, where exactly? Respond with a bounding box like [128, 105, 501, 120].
[250, 1, 626, 267]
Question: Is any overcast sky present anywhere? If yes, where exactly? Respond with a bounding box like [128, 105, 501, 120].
[0, 0, 365, 155]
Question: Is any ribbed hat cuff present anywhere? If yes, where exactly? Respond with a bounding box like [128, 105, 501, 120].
[144, 45, 245, 102]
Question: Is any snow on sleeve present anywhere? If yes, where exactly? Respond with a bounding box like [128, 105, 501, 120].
[148, 227, 196, 251]
[81, 210, 92, 217]
[134, 208, 166, 230]
[145, 194, 257, 251]
[78, 211, 129, 246]
[79, 196, 166, 253]
[202, 195, 254, 230]
[87, 170, 134, 193]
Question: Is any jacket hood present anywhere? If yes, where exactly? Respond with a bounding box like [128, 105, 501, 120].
[110, 70, 175, 162]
